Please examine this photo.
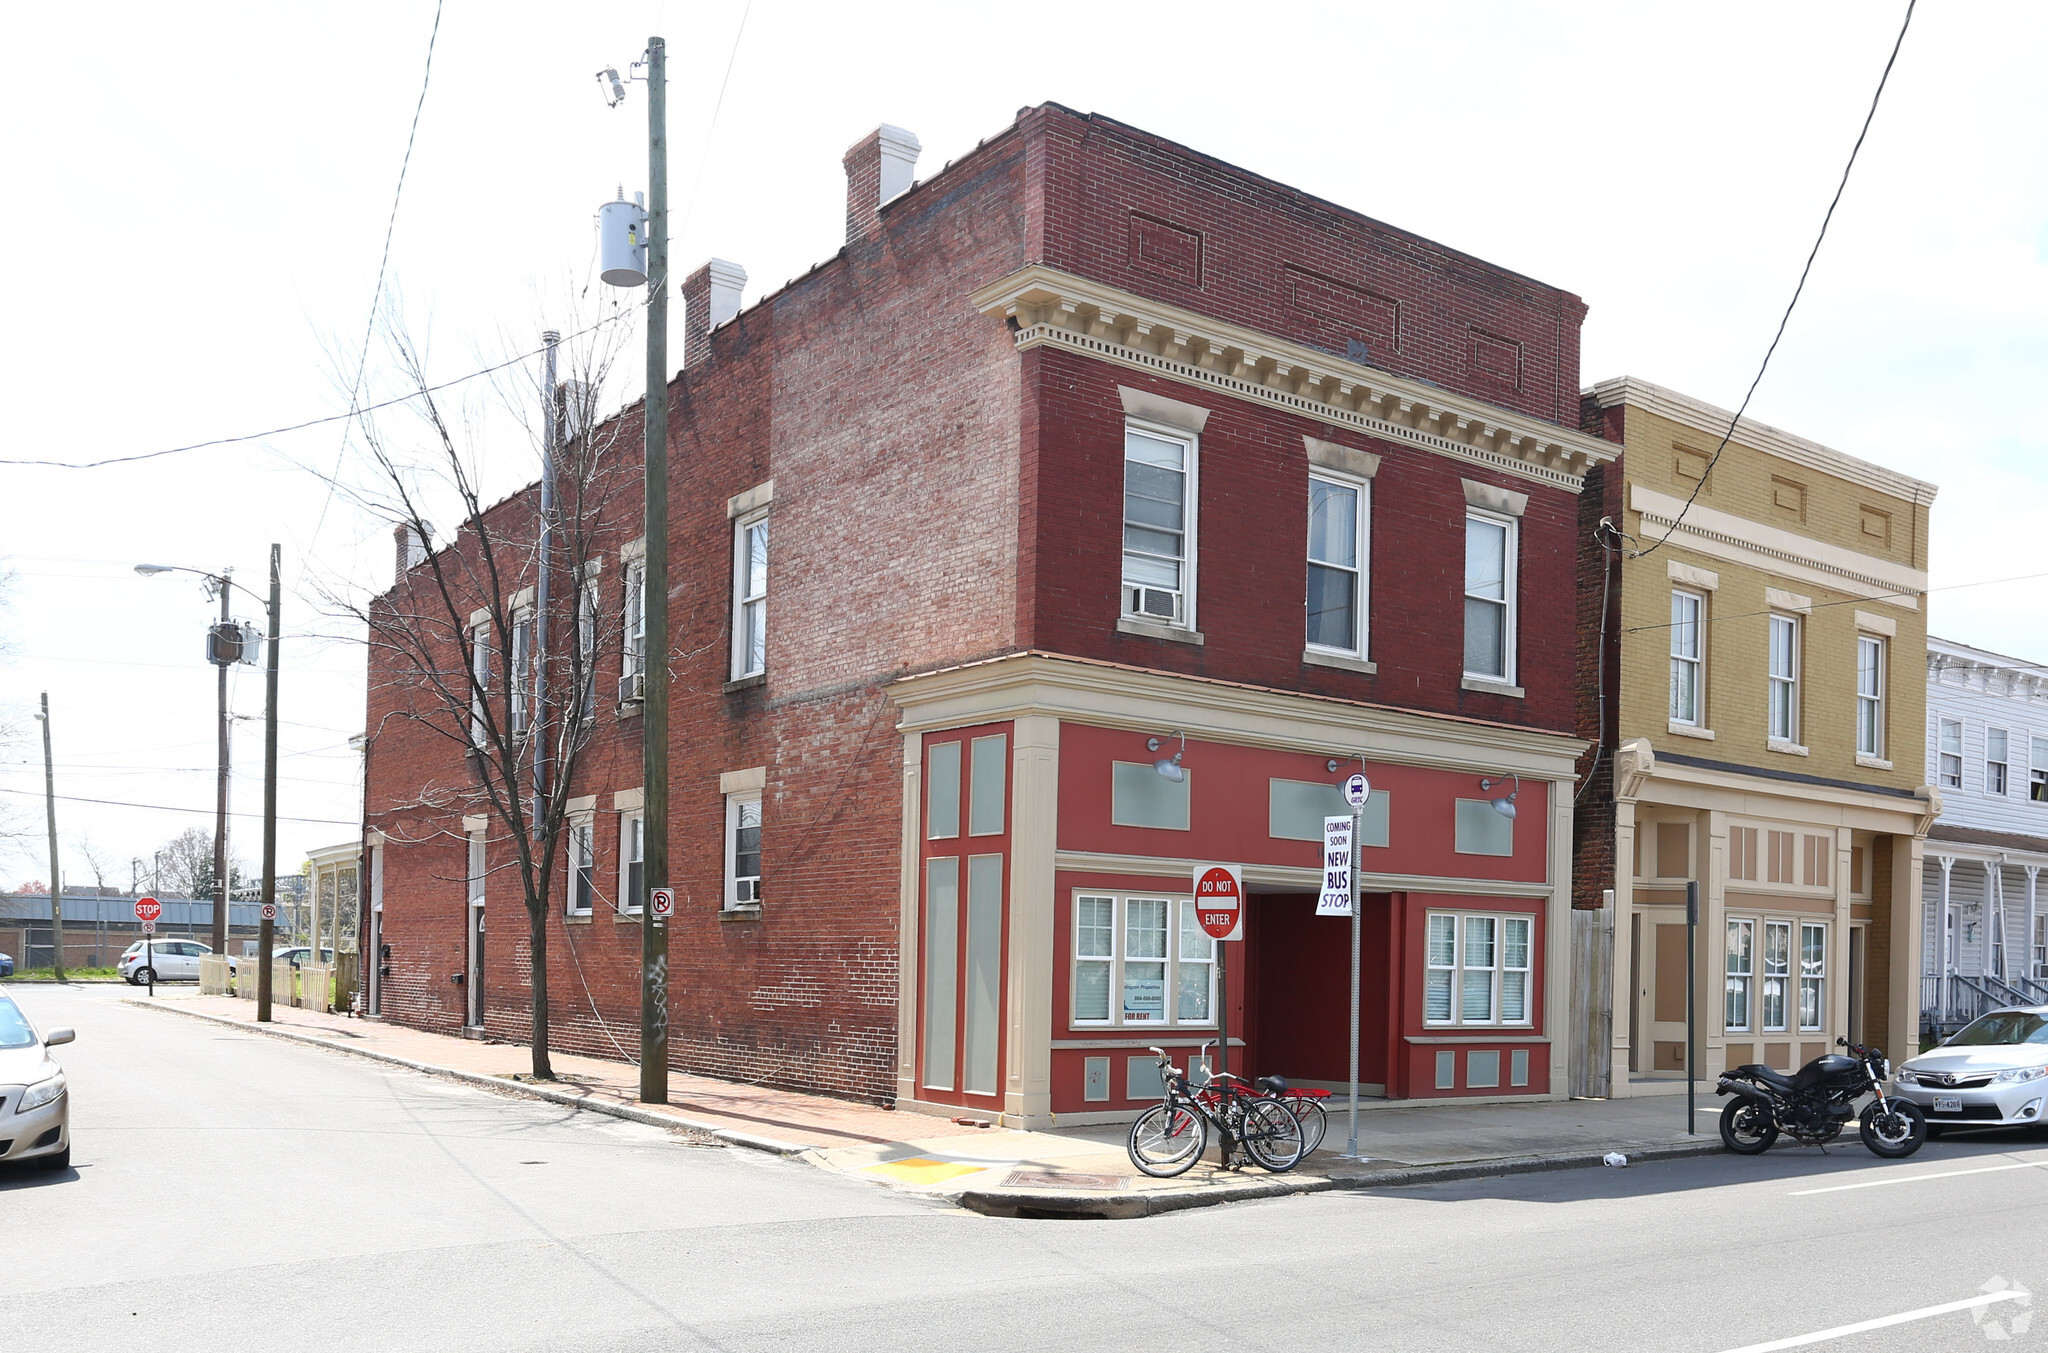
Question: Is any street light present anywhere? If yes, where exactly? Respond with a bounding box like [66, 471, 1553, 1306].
[1147, 732, 1187, 782]
[136, 546, 284, 1023]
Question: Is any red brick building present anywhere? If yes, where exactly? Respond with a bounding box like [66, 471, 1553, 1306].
[360, 104, 1616, 1124]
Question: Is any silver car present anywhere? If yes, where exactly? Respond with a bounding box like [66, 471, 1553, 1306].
[0, 991, 74, 1170]
[1893, 1007, 2048, 1132]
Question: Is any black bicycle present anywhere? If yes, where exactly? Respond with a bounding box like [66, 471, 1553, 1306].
[1126, 1047, 1305, 1178]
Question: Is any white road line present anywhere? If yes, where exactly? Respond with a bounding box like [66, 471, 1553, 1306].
[1790, 1159, 2048, 1195]
[1717, 1291, 2028, 1352]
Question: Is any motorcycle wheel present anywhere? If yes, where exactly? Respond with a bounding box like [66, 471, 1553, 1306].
[1860, 1099, 1927, 1159]
[1719, 1098, 1778, 1155]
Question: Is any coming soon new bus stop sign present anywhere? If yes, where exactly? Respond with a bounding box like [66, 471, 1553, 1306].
[1194, 864, 1243, 942]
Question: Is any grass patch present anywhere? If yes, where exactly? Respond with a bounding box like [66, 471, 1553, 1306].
[4, 967, 123, 982]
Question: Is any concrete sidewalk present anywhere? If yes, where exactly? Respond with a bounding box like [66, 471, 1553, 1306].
[123, 989, 1722, 1217]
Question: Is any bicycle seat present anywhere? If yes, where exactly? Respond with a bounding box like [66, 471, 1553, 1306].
[1255, 1075, 1287, 1095]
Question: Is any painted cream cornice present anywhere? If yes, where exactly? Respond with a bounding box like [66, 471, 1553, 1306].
[890, 651, 1584, 778]
[971, 266, 1617, 492]
[1629, 484, 1927, 608]
[1586, 375, 1938, 505]
[1053, 849, 1552, 898]
[1632, 747, 1937, 831]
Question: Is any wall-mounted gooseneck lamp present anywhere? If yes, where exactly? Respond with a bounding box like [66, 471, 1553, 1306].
[1480, 773, 1520, 819]
[1147, 731, 1187, 782]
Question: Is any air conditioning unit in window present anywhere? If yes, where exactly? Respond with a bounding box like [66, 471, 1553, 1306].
[619, 670, 644, 703]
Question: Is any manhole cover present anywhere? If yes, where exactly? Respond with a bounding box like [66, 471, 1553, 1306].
[1000, 1168, 1130, 1191]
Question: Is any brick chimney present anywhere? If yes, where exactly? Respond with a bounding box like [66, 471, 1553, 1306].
[681, 258, 748, 367]
[842, 124, 920, 244]
[393, 522, 430, 583]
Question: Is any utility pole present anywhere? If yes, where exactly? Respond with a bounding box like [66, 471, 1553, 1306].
[534, 329, 560, 845]
[257, 544, 282, 1022]
[38, 693, 65, 981]
[639, 33, 671, 1105]
[213, 571, 232, 956]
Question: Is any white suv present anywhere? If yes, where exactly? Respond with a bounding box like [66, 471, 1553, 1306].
[119, 939, 211, 985]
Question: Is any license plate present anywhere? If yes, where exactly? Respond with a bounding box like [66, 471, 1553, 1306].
[1934, 1096, 1962, 1113]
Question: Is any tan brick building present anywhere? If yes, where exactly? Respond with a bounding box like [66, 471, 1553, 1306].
[1575, 377, 1939, 1096]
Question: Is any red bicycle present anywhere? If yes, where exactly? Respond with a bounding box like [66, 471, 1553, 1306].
[1196, 1041, 1330, 1156]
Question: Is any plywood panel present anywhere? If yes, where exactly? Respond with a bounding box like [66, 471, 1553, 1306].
[1655, 924, 1688, 1023]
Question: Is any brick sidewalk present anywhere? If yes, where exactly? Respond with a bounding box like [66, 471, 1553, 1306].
[126, 991, 989, 1151]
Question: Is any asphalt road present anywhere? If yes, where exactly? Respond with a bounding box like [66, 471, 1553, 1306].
[5, 983, 2045, 1353]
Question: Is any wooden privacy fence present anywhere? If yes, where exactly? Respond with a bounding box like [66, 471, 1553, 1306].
[1570, 904, 1614, 1099]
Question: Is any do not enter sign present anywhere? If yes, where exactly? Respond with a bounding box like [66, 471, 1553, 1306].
[134, 896, 163, 924]
[1193, 864, 1243, 942]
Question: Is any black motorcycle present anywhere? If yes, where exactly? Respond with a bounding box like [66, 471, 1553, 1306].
[1715, 1037, 1926, 1159]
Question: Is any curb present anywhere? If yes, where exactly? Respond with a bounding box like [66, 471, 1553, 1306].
[957, 1137, 1724, 1219]
[122, 998, 811, 1157]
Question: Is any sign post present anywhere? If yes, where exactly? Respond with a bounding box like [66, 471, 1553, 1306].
[1194, 864, 1242, 1078]
[135, 896, 162, 997]
[1340, 773, 1370, 1157]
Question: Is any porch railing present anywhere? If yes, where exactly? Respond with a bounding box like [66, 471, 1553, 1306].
[1922, 972, 2036, 1039]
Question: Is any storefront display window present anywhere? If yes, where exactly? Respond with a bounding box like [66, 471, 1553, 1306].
[1071, 892, 1215, 1028]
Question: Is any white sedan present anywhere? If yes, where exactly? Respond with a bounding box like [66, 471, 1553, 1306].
[1892, 1007, 2048, 1132]
[0, 991, 74, 1171]
[118, 938, 211, 984]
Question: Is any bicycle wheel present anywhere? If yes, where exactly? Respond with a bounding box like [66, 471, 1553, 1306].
[1239, 1097, 1305, 1172]
[1288, 1096, 1328, 1155]
[1128, 1101, 1209, 1177]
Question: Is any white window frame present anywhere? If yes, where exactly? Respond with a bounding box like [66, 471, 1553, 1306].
[467, 830, 486, 908]
[2032, 736, 2048, 804]
[567, 817, 595, 916]
[1761, 919, 1791, 1033]
[731, 511, 768, 680]
[1463, 511, 1517, 684]
[620, 810, 644, 914]
[620, 560, 646, 704]
[509, 608, 534, 736]
[1422, 910, 1533, 1028]
[1988, 727, 2010, 796]
[1067, 892, 1217, 1029]
[468, 620, 491, 748]
[1726, 918, 1754, 1032]
[576, 574, 600, 720]
[1669, 589, 1704, 726]
[1767, 613, 1799, 743]
[1305, 470, 1369, 658]
[1799, 921, 1827, 1032]
[1938, 718, 1963, 789]
[1120, 419, 1198, 629]
[1856, 636, 1886, 758]
[724, 792, 762, 909]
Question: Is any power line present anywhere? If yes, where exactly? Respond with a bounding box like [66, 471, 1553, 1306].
[0, 785, 355, 827]
[1634, 0, 1916, 561]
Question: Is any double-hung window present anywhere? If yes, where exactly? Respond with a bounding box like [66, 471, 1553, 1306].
[1767, 614, 1799, 742]
[725, 793, 762, 908]
[1761, 920, 1791, 1033]
[1938, 719, 1963, 789]
[1669, 590, 1704, 725]
[2032, 737, 2048, 803]
[620, 811, 644, 914]
[1306, 473, 1367, 656]
[1122, 424, 1194, 626]
[509, 609, 534, 735]
[1799, 923, 1826, 1031]
[567, 820, 594, 916]
[1463, 513, 1516, 683]
[1988, 728, 2010, 796]
[732, 513, 767, 680]
[620, 561, 646, 703]
[1069, 893, 1215, 1026]
[1726, 919, 1754, 1032]
[1856, 636, 1886, 757]
[468, 621, 491, 748]
[1423, 912, 1532, 1026]
[576, 575, 599, 720]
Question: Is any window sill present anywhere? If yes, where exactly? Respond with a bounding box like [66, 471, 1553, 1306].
[564, 913, 593, 926]
[723, 673, 766, 693]
[1667, 721, 1716, 741]
[1462, 677, 1524, 698]
[1117, 616, 1204, 646]
[1408, 1032, 1546, 1043]
[720, 905, 763, 923]
[1305, 648, 1377, 675]
[1766, 739, 1810, 757]
[616, 700, 643, 720]
[1856, 753, 1895, 771]
[615, 911, 645, 923]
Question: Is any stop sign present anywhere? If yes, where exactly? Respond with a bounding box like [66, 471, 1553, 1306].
[1193, 865, 1242, 941]
[135, 896, 163, 924]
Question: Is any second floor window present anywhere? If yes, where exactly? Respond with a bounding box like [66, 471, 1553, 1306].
[1938, 719, 1963, 788]
[1464, 513, 1516, 683]
[1988, 728, 2010, 795]
[620, 561, 646, 703]
[1856, 636, 1886, 758]
[576, 577, 599, 719]
[1122, 424, 1194, 626]
[1669, 590, 1704, 725]
[509, 609, 534, 735]
[2032, 737, 2048, 803]
[1767, 614, 1799, 742]
[726, 793, 762, 908]
[468, 622, 491, 748]
[733, 514, 767, 679]
[1306, 474, 1367, 655]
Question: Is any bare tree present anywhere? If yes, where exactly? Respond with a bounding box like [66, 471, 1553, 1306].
[318, 308, 636, 1080]
[154, 827, 214, 899]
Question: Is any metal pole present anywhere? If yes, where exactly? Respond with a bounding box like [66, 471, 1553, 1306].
[213, 572, 232, 957]
[639, 34, 671, 1105]
[1346, 801, 1363, 1158]
[256, 545, 281, 1022]
[1686, 879, 1699, 1136]
[39, 693, 65, 981]
[534, 330, 559, 843]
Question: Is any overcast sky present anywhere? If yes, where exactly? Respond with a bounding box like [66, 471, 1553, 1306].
[2, 0, 2042, 891]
